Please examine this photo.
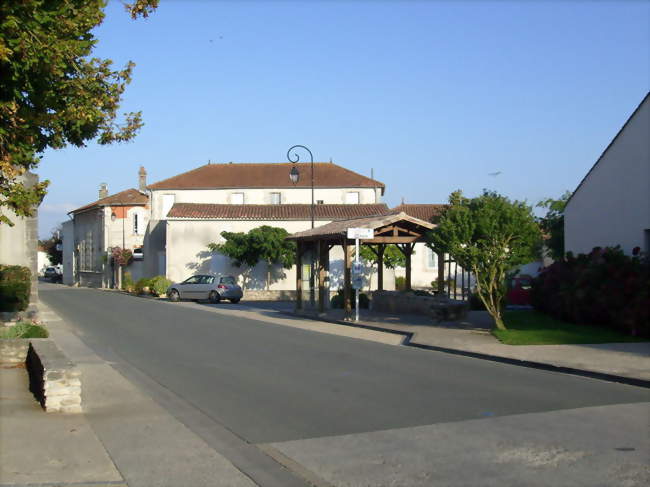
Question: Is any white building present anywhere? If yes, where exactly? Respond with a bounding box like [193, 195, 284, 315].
[64, 168, 150, 287]
[144, 162, 390, 295]
[565, 93, 650, 256]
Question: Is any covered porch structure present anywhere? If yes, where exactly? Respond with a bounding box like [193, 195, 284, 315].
[286, 212, 443, 316]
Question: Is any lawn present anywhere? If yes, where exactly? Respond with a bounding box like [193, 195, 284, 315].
[493, 310, 647, 345]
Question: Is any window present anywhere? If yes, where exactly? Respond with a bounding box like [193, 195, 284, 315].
[316, 200, 324, 205]
[231, 192, 244, 204]
[427, 248, 437, 268]
[201, 276, 215, 284]
[161, 194, 175, 219]
[220, 276, 236, 285]
[270, 192, 281, 204]
[345, 192, 360, 204]
[183, 276, 201, 284]
[133, 213, 139, 235]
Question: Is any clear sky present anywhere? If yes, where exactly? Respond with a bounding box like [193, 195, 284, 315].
[37, 0, 650, 238]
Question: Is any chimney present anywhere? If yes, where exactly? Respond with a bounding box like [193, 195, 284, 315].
[138, 166, 147, 191]
[99, 183, 108, 199]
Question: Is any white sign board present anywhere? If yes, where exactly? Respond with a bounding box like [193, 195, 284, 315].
[347, 227, 373, 239]
[352, 261, 363, 275]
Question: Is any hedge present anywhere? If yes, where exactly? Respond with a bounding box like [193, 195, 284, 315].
[0, 265, 31, 312]
[531, 247, 649, 338]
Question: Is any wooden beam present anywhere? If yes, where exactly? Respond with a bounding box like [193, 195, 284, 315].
[296, 241, 303, 310]
[377, 244, 385, 291]
[363, 236, 420, 244]
[437, 251, 445, 294]
[318, 240, 329, 313]
[343, 240, 352, 317]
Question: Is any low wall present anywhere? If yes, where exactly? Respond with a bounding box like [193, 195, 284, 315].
[0, 338, 82, 413]
[243, 290, 297, 301]
[78, 271, 103, 288]
[372, 291, 468, 321]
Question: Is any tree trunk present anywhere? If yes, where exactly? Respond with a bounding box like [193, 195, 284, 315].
[266, 262, 271, 291]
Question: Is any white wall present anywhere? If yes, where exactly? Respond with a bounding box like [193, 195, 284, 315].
[103, 206, 148, 251]
[37, 251, 51, 274]
[151, 187, 379, 220]
[565, 96, 650, 255]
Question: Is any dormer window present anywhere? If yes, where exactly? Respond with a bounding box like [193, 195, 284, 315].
[231, 192, 244, 204]
[270, 192, 281, 204]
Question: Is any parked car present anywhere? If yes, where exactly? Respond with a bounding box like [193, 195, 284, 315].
[166, 274, 243, 304]
[43, 266, 62, 282]
[506, 275, 532, 306]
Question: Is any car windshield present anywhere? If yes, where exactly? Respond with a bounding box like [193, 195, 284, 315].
[183, 276, 201, 284]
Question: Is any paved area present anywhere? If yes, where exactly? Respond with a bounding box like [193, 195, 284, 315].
[2, 283, 648, 487]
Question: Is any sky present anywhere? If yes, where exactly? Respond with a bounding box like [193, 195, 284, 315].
[37, 0, 650, 238]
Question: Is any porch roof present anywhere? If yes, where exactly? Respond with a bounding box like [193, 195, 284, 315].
[286, 211, 435, 244]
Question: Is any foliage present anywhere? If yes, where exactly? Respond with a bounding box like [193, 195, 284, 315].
[112, 247, 132, 267]
[0, 265, 31, 312]
[209, 226, 296, 290]
[395, 276, 406, 291]
[492, 310, 646, 345]
[149, 275, 172, 296]
[0, 0, 158, 225]
[0, 321, 48, 339]
[121, 271, 134, 292]
[134, 277, 151, 295]
[330, 289, 369, 309]
[39, 226, 62, 265]
[359, 244, 408, 269]
[537, 191, 571, 261]
[426, 190, 541, 330]
[531, 246, 649, 338]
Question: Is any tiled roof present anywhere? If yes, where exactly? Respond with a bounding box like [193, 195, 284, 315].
[288, 212, 435, 241]
[70, 188, 149, 214]
[147, 162, 385, 191]
[167, 203, 390, 220]
[389, 204, 448, 223]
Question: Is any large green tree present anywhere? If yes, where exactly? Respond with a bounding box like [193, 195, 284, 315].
[427, 190, 541, 330]
[537, 191, 571, 261]
[359, 244, 409, 269]
[0, 0, 158, 225]
[208, 226, 297, 290]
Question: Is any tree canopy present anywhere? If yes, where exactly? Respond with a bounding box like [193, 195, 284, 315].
[359, 244, 409, 269]
[537, 191, 571, 261]
[208, 226, 296, 290]
[39, 225, 62, 266]
[427, 190, 540, 330]
[0, 0, 158, 225]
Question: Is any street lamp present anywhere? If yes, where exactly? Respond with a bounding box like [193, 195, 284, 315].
[287, 145, 315, 229]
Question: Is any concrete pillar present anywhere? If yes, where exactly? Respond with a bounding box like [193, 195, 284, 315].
[318, 241, 329, 313]
[343, 241, 352, 317]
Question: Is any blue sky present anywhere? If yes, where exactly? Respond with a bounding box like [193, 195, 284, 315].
[37, 0, 650, 237]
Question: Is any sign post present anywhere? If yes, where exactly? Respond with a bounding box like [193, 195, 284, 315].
[347, 227, 374, 321]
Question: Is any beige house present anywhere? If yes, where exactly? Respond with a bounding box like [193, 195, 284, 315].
[65, 168, 150, 287]
[144, 162, 390, 295]
[565, 92, 650, 255]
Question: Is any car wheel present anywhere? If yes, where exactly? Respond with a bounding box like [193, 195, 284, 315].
[209, 291, 221, 304]
[169, 289, 180, 302]
[229, 298, 240, 304]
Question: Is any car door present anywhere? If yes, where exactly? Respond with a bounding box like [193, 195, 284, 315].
[197, 276, 215, 300]
[179, 276, 201, 299]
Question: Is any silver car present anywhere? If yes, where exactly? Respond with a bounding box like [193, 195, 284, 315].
[166, 275, 243, 304]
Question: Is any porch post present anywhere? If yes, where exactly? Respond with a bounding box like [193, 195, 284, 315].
[318, 240, 329, 313]
[296, 240, 303, 310]
[377, 244, 385, 291]
[404, 243, 414, 291]
[343, 239, 352, 317]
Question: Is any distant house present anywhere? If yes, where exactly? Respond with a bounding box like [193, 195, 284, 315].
[143, 162, 389, 294]
[64, 168, 150, 287]
[564, 93, 650, 256]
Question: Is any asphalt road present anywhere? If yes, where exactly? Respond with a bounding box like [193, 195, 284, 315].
[40, 284, 649, 446]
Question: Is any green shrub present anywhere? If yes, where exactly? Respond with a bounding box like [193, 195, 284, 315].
[134, 277, 152, 295]
[0, 321, 48, 339]
[122, 272, 134, 292]
[149, 275, 172, 296]
[0, 265, 31, 312]
[531, 246, 649, 337]
[395, 276, 406, 291]
[330, 289, 369, 309]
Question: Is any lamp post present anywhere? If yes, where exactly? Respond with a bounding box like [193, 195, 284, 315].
[287, 145, 315, 229]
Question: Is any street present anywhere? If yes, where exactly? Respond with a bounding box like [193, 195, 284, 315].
[39, 283, 650, 486]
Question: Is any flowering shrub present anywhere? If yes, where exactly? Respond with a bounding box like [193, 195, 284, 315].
[111, 247, 133, 267]
[531, 247, 649, 337]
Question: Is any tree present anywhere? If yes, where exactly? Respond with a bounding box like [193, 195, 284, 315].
[537, 191, 571, 261]
[0, 0, 158, 225]
[208, 226, 296, 290]
[427, 190, 541, 330]
[39, 226, 62, 266]
[359, 244, 409, 269]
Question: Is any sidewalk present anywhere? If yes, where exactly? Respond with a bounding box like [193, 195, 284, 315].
[0, 303, 257, 487]
[240, 302, 650, 385]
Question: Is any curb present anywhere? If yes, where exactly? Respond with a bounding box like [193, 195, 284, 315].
[287, 311, 650, 389]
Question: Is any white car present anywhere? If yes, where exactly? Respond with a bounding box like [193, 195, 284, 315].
[166, 275, 243, 304]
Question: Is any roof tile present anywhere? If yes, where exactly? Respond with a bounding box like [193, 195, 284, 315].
[70, 188, 148, 214]
[167, 203, 389, 220]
